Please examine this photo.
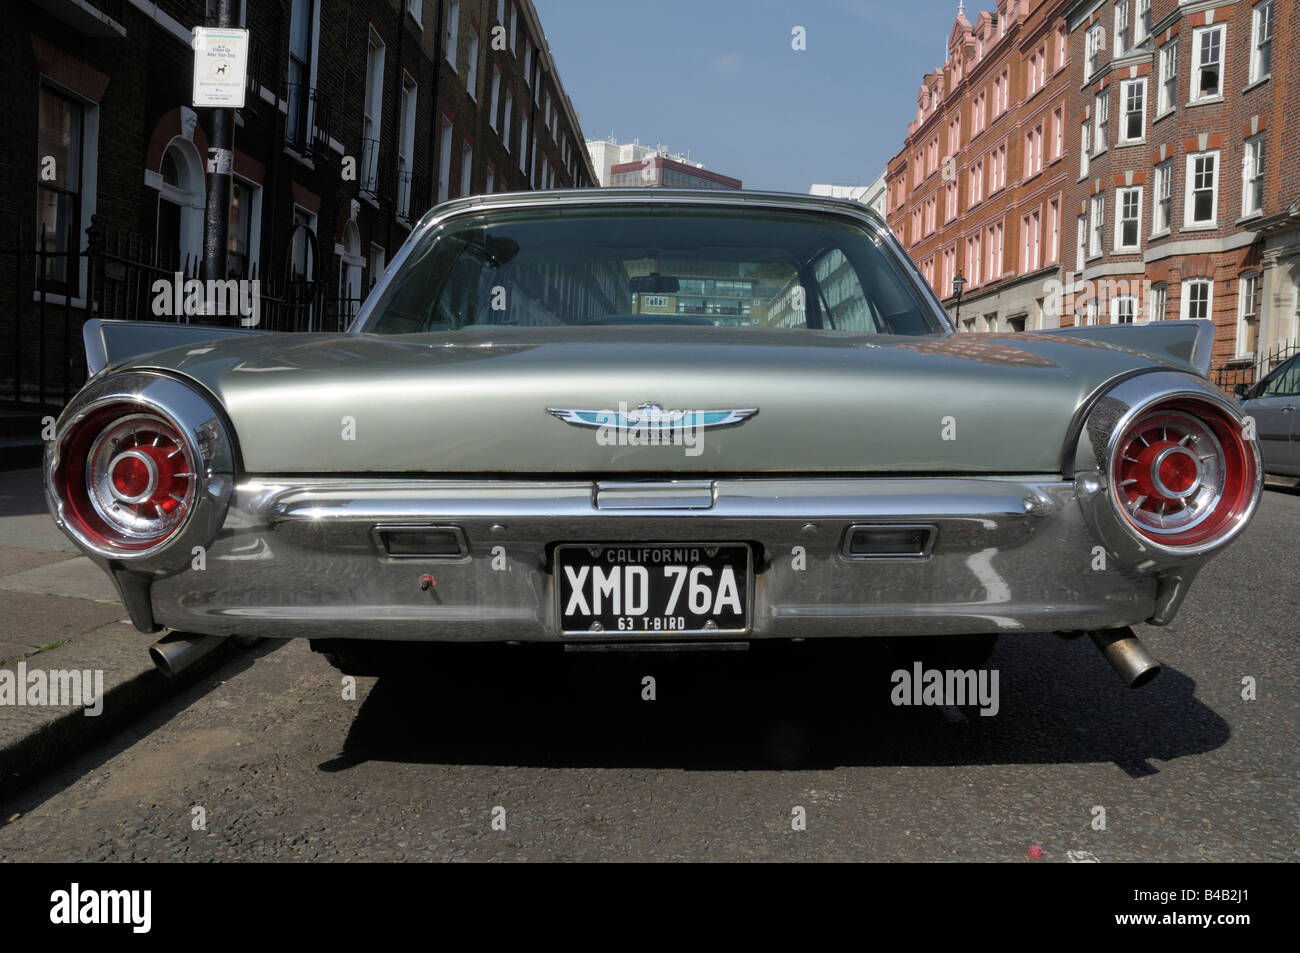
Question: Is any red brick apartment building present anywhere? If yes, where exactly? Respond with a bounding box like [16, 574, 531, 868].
[887, 0, 1297, 380]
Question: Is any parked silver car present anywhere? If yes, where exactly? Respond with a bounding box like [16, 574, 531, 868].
[44, 190, 1263, 689]
[1237, 353, 1299, 476]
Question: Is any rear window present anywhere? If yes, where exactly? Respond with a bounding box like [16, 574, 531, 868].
[359, 204, 943, 336]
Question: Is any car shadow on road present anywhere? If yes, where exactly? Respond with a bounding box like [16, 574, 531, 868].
[321, 634, 1229, 779]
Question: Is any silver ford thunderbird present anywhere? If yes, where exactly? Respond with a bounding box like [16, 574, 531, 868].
[45, 190, 1262, 689]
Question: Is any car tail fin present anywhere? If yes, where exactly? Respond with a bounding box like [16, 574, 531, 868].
[1035, 319, 1214, 376]
[84, 319, 266, 376]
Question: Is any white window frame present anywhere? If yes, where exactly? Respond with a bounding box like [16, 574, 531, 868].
[1184, 150, 1219, 228]
[1093, 91, 1109, 151]
[1080, 122, 1090, 176]
[1089, 194, 1105, 257]
[465, 27, 479, 101]
[437, 112, 453, 204]
[1158, 41, 1178, 115]
[1119, 78, 1146, 142]
[396, 72, 418, 219]
[1191, 24, 1226, 102]
[1114, 0, 1130, 57]
[1076, 215, 1087, 271]
[461, 139, 473, 197]
[445, 2, 459, 70]
[1237, 271, 1260, 358]
[1149, 282, 1166, 321]
[1181, 278, 1213, 321]
[1152, 159, 1172, 235]
[1115, 186, 1142, 251]
[1086, 24, 1104, 77]
[1250, 0, 1273, 84]
[1242, 135, 1265, 218]
[406, 0, 422, 28]
[1111, 295, 1137, 324]
[1135, 0, 1150, 46]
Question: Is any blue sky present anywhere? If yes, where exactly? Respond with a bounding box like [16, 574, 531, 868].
[534, 0, 966, 193]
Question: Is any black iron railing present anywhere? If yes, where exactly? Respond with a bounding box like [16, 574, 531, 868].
[1212, 341, 1299, 395]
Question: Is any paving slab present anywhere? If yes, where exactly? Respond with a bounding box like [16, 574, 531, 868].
[0, 556, 121, 604]
[0, 591, 127, 664]
[0, 546, 71, 579]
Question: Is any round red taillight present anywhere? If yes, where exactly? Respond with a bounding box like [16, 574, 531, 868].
[52, 404, 198, 554]
[1111, 399, 1257, 548]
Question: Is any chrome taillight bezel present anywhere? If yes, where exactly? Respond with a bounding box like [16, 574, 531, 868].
[1079, 372, 1263, 563]
[46, 373, 235, 565]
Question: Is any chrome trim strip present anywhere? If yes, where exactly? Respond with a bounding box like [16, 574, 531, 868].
[595, 481, 716, 510]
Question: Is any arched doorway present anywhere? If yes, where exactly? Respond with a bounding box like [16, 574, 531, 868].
[154, 139, 205, 271]
[337, 220, 363, 328]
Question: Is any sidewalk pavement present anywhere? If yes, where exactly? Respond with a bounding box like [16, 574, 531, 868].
[0, 468, 237, 805]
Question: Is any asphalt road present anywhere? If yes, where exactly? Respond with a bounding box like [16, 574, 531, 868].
[0, 485, 1296, 862]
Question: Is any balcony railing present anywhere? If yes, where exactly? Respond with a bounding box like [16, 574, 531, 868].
[285, 83, 331, 159]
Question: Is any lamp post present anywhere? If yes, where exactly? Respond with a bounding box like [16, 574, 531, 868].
[952, 269, 966, 327]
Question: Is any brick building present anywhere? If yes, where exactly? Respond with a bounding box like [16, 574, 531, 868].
[1061, 0, 1295, 373]
[1, 0, 596, 406]
[885, 0, 1297, 381]
[887, 0, 1075, 333]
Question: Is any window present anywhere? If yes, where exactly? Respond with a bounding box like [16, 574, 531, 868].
[1052, 107, 1063, 159]
[368, 244, 385, 291]
[510, 2, 518, 52]
[445, 2, 459, 69]
[1093, 91, 1109, 150]
[465, 25, 479, 99]
[1086, 24, 1105, 76]
[1024, 126, 1042, 178]
[1114, 0, 1130, 57]
[1080, 122, 1090, 176]
[1076, 215, 1088, 271]
[1135, 0, 1150, 46]
[969, 159, 984, 206]
[1112, 295, 1137, 323]
[1250, 1, 1273, 83]
[1116, 187, 1142, 250]
[945, 182, 958, 222]
[1185, 151, 1219, 226]
[406, 0, 421, 27]
[1192, 25, 1225, 101]
[1021, 209, 1040, 273]
[503, 87, 513, 151]
[1181, 278, 1212, 320]
[1158, 41, 1178, 114]
[289, 207, 316, 282]
[36, 84, 85, 294]
[1047, 198, 1060, 263]
[1120, 79, 1145, 141]
[1153, 160, 1172, 234]
[1089, 194, 1105, 257]
[488, 66, 501, 131]
[460, 140, 473, 197]
[1149, 283, 1166, 321]
[227, 179, 259, 279]
[519, 115, 528, 172]
[1237, 272, 1260, 357]
[1243, 135, 1265, 217]
[437, 113, 453, 204]
[396, 73, 417, 218]
[1056, 25, 1067, 71]
[286, 0, 317, 149]
[361, 29, 385, 195]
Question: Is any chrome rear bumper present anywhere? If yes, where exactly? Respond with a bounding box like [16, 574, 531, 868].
[140, 475, 1162, 641]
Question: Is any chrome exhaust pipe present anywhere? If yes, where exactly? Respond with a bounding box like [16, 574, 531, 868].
[1088, 627, 1161, 689]
[149, 632, 227, 679]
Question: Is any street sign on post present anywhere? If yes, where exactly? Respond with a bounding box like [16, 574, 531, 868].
[191, 27, 249, 109]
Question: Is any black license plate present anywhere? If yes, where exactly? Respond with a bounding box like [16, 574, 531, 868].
[556, 543, 751, 636]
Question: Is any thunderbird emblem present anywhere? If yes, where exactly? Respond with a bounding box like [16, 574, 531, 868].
[547, 402, 758, 432]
